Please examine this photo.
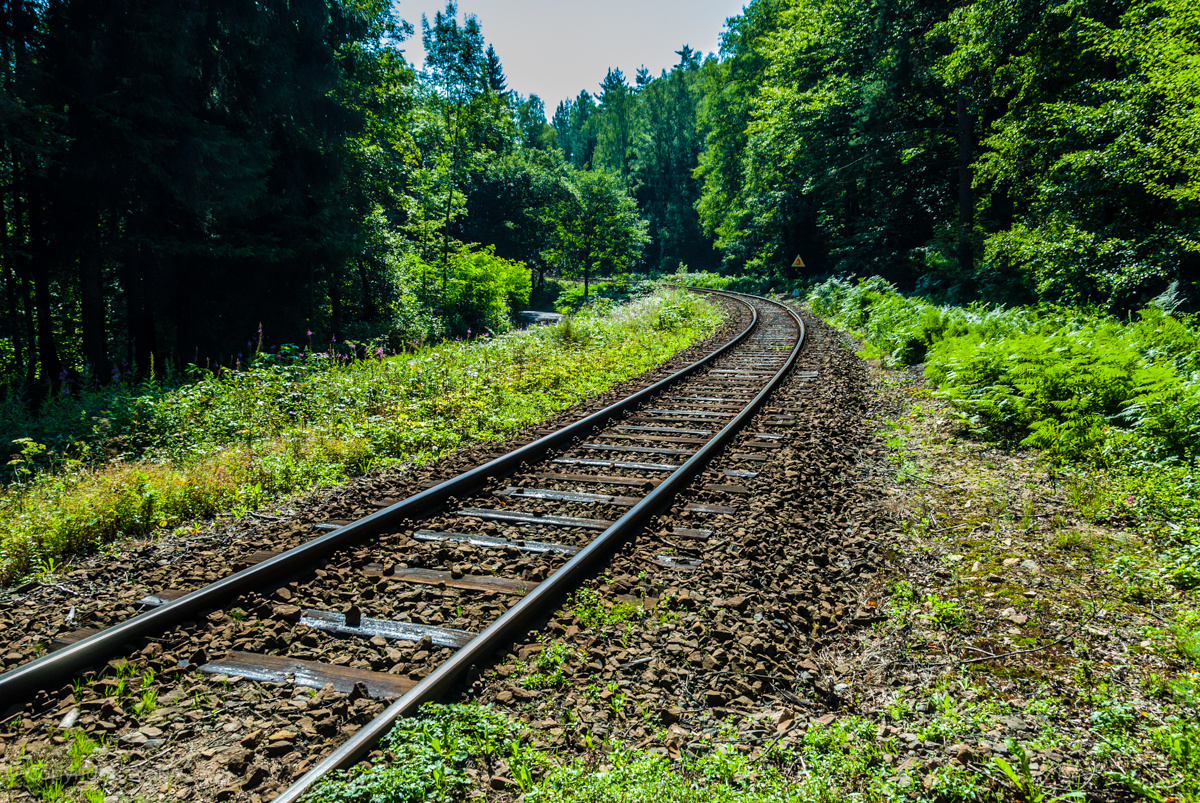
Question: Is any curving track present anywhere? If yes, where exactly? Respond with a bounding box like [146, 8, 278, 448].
[0, 289, 807, 801]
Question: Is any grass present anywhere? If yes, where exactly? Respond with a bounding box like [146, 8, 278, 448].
[303, 703, 545, 803]
[2, 729, 106, 803]
[0, 288, 723, 584]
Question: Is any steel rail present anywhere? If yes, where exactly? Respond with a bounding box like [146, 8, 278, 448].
[272, 292, 805, 803]
[0, 294, 758, 703]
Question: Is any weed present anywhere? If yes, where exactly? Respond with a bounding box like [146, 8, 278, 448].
[518, 642, 579, 690]
[303, 703, 544, 803]
[1, 729, 103, 803]
[133, 688, 157, 716]
[1053, 530, 1093, 553]
[570, 587, 645, 630]
[921, 593, 968, 629]
[1172, 623, 1200, 666]
[992, 739, 1084, 802]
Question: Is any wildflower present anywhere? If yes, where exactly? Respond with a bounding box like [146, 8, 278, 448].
[307, 330, 313, 337]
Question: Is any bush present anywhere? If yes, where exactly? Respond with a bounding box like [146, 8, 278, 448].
[667, 267, 732, 290]
[808, 276, 1200, 462]
[408, 246, 531, 337]
[553, 280, 647, 313]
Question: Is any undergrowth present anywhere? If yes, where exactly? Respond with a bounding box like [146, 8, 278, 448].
[809, 277, 1200, 464]
[0, 288, 722, 584]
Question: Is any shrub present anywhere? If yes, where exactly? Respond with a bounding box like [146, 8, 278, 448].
[808, 276, 1200, 462]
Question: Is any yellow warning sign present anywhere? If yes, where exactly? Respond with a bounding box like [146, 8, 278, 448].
[792, 255, 806, 268]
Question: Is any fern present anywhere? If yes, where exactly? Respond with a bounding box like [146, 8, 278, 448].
[808, 277, 1200, 462]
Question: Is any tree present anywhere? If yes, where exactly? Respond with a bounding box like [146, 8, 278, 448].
[484, 43, 507, 94]
[594, 68, 635, 179]
[422, 1, 486, 287]
[548, 169, 649, 301]
[516, 94, 555, 150]
[553, 91, 599, 169]
[631, 49, 714, 271]
[461, 149, 574, 291]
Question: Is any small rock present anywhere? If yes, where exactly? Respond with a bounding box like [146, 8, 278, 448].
[1020, 559, 1039, 573]
[994, 715, 1029, 732]
[58, 707, 81, 729]
[242, 765, 270, 790]
[273, 604, 301, 622]
[947, 743, 974, 764]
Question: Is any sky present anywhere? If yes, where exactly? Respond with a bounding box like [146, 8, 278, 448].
[392, 0, 749, 109]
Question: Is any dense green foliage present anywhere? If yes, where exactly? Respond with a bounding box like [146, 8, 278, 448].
[695, 0, 1199, 308]
[547, 0, 1199, 310]
[553, 50, 719, 275]
[0, 0, 652, 396]
[7, 0, 1194, 398]
[811, 277, 1200, 462]
[0, 289, 720, 582]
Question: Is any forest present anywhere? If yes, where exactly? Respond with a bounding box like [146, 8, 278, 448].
[0, 0, 1197, 396]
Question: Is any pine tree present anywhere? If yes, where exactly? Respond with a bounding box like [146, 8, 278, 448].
[484, 43, 507, 94]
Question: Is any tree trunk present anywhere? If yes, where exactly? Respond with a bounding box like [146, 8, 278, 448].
[441, 101, 461, 293]
[30, 243, 62, 388]
[79, 209, 107, 380]
[358, 257, 375, 319]
[956, 88, 975, 272]
[12, 156, 34, 383]
[0, 158, 24, 375]
[173, 256, 197, 371]
[124, 247, 157, 376]
[330, 271, 343, 343]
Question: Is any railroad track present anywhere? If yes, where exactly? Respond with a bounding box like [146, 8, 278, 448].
[0, 289, 808, 801]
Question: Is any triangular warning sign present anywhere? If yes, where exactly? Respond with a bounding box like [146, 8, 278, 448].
[792, 255, 806, 268]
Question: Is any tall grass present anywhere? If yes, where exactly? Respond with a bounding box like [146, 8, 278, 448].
[0, 288, 722, 583]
